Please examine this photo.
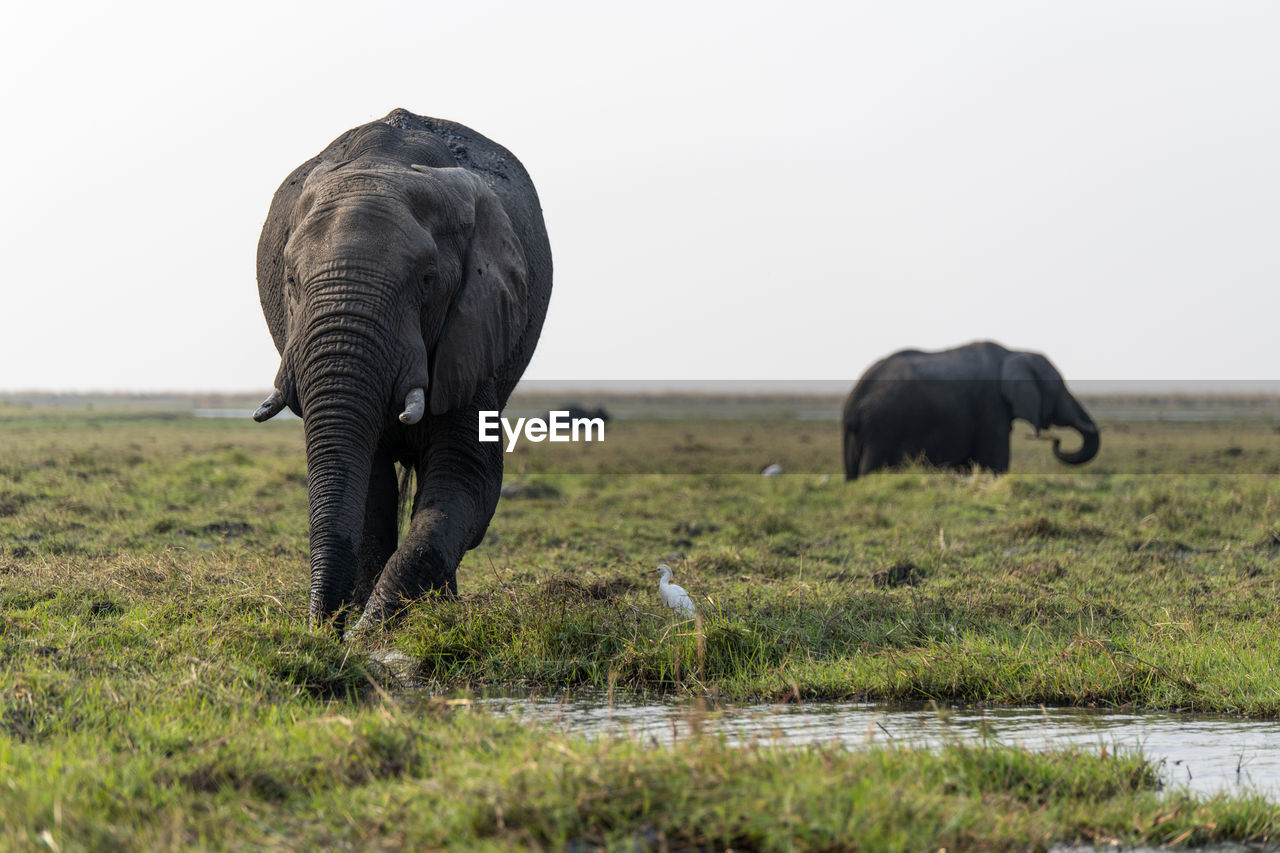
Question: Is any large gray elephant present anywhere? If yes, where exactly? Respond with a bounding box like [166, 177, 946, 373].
[254, 109, 552, 630]
[842, 341, 1099, 480]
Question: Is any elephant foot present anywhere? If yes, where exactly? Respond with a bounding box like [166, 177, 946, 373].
[354, 540, 459, 633]
[360, 568, 457, 629]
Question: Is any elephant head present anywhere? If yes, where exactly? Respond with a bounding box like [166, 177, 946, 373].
[999, 352, 1100, 465]
[255, 123, 530, 626]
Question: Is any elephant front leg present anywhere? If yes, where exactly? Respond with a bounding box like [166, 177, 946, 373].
[359, 402, 503, 628]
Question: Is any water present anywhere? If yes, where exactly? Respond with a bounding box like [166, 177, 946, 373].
[475, 695, 1280, 798]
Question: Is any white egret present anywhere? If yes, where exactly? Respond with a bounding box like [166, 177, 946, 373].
[654, 564, 696, 617]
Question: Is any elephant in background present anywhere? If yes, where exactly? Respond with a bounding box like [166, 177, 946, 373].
[553, 404, 611, 423]
[254, 109, 552, 631]
[842, 341, 1099, 479]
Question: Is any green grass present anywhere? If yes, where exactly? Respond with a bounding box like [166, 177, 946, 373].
[10, 700, 1276, 851]
[2, 401, 1280, 849]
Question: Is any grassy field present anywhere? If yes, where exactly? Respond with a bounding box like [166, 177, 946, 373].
[1, 397, 1279, 849]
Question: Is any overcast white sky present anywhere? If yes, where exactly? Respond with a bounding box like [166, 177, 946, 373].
[2, 1, 1276, 392]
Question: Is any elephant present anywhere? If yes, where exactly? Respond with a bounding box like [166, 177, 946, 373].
[254, 108, 552, 631]
[842, 341, 1099, 480]
[551, 404, 611, 424]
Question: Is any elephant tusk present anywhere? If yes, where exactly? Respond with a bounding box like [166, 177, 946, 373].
[399, 387, 426, 424]
[253, 390, 287, 422]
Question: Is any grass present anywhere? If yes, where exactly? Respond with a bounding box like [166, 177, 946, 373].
[1, 398, 1280, 848]
[9, 700, 1274, 850]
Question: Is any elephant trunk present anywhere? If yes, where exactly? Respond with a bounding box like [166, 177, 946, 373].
[295, 289, 397, 629]
[303, 406, 379, 627]
[1052, 406, 1100, 466]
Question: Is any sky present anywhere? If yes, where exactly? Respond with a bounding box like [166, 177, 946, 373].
[3, 1, 1277, 392]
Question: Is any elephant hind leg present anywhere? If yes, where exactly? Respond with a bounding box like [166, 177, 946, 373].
[353, 448, 400, 608]
[855, 434, 900, 477]
[843, 428, 862, 481]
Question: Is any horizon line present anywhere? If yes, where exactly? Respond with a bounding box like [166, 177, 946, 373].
[5, 379, 1280, 397]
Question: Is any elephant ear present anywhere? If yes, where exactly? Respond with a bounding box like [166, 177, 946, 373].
[425, 170, 529, 416]
[999, 354, 1043, 427]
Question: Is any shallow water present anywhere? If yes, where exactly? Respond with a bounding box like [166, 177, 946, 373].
[474, 695, 1280, 798]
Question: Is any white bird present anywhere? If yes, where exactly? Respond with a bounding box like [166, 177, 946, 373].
[654, 564, 696, 617]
